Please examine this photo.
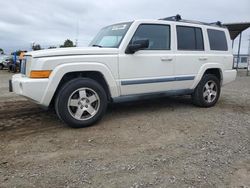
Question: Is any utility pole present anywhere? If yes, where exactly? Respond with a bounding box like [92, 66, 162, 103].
[75, 20, 79, 47]
[247, 35, 250, 76]
[236, 33, 242, 71]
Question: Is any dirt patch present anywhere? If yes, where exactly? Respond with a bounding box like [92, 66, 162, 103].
[0, 70, 250, 187]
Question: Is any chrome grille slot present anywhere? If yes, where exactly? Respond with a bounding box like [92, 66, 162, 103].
[24, 56, 32, 77]
[20, 59, 26, 75]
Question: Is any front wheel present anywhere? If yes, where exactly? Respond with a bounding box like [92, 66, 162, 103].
[192, 74, 221, 107]
[55, 78, 108, 128]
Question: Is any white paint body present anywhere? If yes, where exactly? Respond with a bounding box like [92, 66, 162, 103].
[11, 19, 237, 107]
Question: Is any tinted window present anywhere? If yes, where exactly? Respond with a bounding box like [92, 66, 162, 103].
[177, 26, 204, 50]
[195, 28, 204, 50]
[207, 29, 228, 51]
[131, 24, 170, 50]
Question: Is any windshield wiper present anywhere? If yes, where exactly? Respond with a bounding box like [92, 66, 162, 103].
[92, 44, 103, 48]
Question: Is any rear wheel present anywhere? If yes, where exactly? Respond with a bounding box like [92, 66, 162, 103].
[55, 78, 107, 128]
[192, 74, 220, 107]
[0, 64, 4, 70]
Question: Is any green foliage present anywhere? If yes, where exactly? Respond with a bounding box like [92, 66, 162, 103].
[32, 44, 41, 51]
[48, 46, 57, 49]
[60, 39, 75, 48]
[0, 48, 4, 54]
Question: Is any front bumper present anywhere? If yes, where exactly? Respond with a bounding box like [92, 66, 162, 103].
[10, 74, 49, 106]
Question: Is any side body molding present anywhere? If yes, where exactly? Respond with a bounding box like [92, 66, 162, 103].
[40, 62, 119, 106]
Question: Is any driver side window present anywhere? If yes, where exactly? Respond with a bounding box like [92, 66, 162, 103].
[131, 24, 170, 50]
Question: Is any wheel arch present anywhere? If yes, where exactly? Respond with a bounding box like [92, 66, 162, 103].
[191, 64, 223, 89]
[40, 62, 119, 107]
[50, 71, 112, 107]
[204, 68, 223, 84]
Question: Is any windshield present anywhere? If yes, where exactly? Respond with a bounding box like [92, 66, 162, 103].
[89, 22, 132, 48]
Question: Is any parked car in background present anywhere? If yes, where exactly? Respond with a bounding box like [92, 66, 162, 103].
[0, 56, 4, 70]
[7, 58, 20, 73]
[0, 55, 11, 70]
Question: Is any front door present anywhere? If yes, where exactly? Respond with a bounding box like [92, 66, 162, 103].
[119, 23, 175, 96]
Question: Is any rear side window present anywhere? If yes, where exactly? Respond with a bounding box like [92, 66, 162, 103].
[131, 24, 170, 50]
[177, 26, 204, 51]
[207, 29, 228, 51]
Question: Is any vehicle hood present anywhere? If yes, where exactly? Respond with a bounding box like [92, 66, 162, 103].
[25, 47, 119, 58]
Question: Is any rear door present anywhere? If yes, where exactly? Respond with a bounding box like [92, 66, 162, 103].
[174, 25, 206, 90]
[206, 28, 232, 70]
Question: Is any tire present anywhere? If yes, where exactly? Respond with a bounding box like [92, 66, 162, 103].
[55, 78, 108, 128]
[192, 74, 221, 107]
[0, 64, 3, 70]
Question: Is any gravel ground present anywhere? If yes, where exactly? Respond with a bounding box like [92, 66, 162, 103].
[0, 70, 249, 188]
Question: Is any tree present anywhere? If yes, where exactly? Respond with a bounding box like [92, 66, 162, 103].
[60, 39, 75, 48]
[32, 44, 41, 51]
[0, 48, 4, 55]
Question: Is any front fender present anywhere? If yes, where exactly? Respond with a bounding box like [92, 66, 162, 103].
[40, 62, 119, 106]
[191, 63, 223, 89]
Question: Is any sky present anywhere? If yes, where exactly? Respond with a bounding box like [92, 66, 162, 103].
[0, 0, 249, 54]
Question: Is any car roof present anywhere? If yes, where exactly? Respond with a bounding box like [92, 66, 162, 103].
[130, 19, 228, 32]
[128, 14, 227, 31]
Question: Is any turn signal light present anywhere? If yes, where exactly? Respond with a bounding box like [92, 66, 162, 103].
[30, 70, 52, 78]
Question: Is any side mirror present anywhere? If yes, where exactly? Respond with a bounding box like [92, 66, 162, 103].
[125, 39, 149, 54]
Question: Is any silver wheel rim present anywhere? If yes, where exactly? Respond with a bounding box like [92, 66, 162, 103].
[67, 88, 100, 121]
[203, 80, 217, 103]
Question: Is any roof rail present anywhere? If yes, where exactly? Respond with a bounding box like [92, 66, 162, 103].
[160, 14, 182, 21]
[159, 14, 224, 28]
[210, 21, 222, 27]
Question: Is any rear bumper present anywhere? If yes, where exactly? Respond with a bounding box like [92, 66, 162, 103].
[222, 69, 237, 85]
[10, 74, 49, 106]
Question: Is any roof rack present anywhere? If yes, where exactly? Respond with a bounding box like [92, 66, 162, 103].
[159, 14, 224, 27]
[210, 21, 222, 27]
[160, 14, 182, 21]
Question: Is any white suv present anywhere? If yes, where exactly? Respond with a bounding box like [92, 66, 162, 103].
[10, 15, 237, 128]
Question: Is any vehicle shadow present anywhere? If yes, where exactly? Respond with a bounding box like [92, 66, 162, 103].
[107, 95, 193, 114]
[0, 95, 193, 135]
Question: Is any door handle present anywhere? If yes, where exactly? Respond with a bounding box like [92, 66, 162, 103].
[161, 57, 173, 62]
[199, 57, 208, 61]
